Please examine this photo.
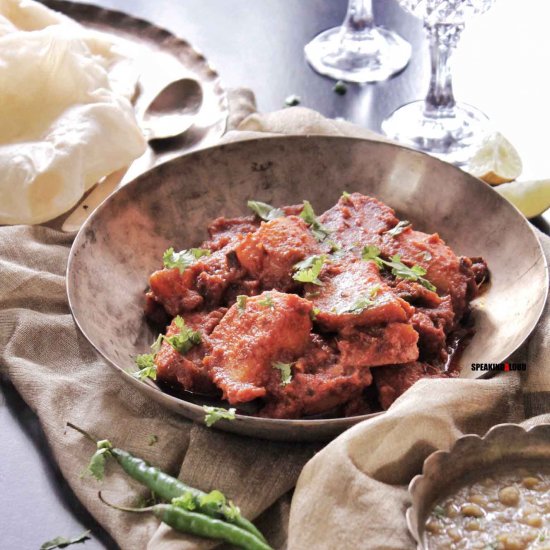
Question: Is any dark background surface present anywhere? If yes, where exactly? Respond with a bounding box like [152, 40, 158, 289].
[1, 0, 549, 548]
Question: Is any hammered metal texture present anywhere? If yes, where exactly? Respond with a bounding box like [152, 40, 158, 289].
[67, 136, 548, 441]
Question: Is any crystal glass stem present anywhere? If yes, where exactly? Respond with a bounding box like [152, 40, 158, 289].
[342, 0, 375, 34]
[303, 0, 411, 82]
[424, 23, 463, 116]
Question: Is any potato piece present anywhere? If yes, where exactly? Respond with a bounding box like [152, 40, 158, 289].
[204, 291, 312, 404]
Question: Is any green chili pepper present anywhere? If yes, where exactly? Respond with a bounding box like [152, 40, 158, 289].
[67, 423, 266, 543]
[98, 493, 272, 550]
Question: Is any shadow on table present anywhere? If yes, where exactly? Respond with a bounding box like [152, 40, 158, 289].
[0, 373, 118, 550]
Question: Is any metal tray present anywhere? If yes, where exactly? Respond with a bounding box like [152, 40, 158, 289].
[42, 0, 229, 231]
[44, 0, 228, 155]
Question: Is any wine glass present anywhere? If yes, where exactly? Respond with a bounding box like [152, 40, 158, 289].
[382, 0, 496, 165]
[304, 0, 411, 83]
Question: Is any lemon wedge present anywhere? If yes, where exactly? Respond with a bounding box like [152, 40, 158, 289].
[495, 179, 550, 218]
[467, 132, 523, 185]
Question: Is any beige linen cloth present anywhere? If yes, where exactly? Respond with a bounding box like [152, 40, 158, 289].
[1, 101, 549, 550]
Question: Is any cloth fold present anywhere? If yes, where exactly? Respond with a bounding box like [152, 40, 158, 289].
[1, 103, 549, 550]
[0, 224, 316, 550]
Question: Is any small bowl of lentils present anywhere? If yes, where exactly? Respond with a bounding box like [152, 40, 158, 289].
[407, 423, 550, 550]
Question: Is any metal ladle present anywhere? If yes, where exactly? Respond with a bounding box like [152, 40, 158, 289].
[141, 78, 203, 140]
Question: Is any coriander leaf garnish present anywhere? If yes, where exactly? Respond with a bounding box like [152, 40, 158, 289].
[86, 439, 113, 481]
[133, 354, 157, 380]
[310, 307, 320, 321]
[342, 296, 375, 314]
[134, 318, 200, 381]
[273, 362, 293, 386]
[341, 191, 351, 201]
[258, 293, 275, 308]
[163, 316, 201, 354]
[432, 505, 446, 518]
[163, 247, 210, 273]
[385, 255, 436, 292]
[361, 246, 436, 292]
[203, 406, 236, 427]
[148, 434, 158, 446]
[172, 491, 198, 511]
[40, 530, 91, 550]
[362, 244, 383, 264]
[385, 220, 411, 238]
[338, 285, 381, 314]
[247, 200, 284, 221]
[333, 80, 347, 95]
[150, 333, 164, 354]
[284, 94, 301, 107]
[300, 200, 331, 242]
[293, 254, 326, 285]
[236, 295, 248, 313]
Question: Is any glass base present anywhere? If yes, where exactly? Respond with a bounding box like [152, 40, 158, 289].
[304, 25, 411, 83]
[381, 100, 490, 165]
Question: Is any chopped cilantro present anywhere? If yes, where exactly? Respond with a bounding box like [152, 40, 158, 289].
[150, 333, 164, 354]
[40, 531, 91, 550]
[284, 94, 301, 107]
[300, 200, 331, 242]
[273, 362, 293, 386]
[333, 80, 348, 95]
[362, 245, 383, 265]
[310, 307, 321, 321]
[258, 293, 275, 308]
[133, 318, 199, 382]
[361, 246, 436, 292]
[236, 295, 248, 312]
[163, 247, 210, 273]
[341, 191, 351, 201]
[133, 354, 157, 380]
[247, 200, 284, 221]
[293, 254, 326, 285]
[163, 316, 201, 354]
[86, 439, 112, 481]
[341, 296, 374, 314]
[385, 220, 411, 237]
[385, 255, 436, 291]
[338, 285, 380, 314]
[203, 406, 236, 427]
[148, 434, 158, 446]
